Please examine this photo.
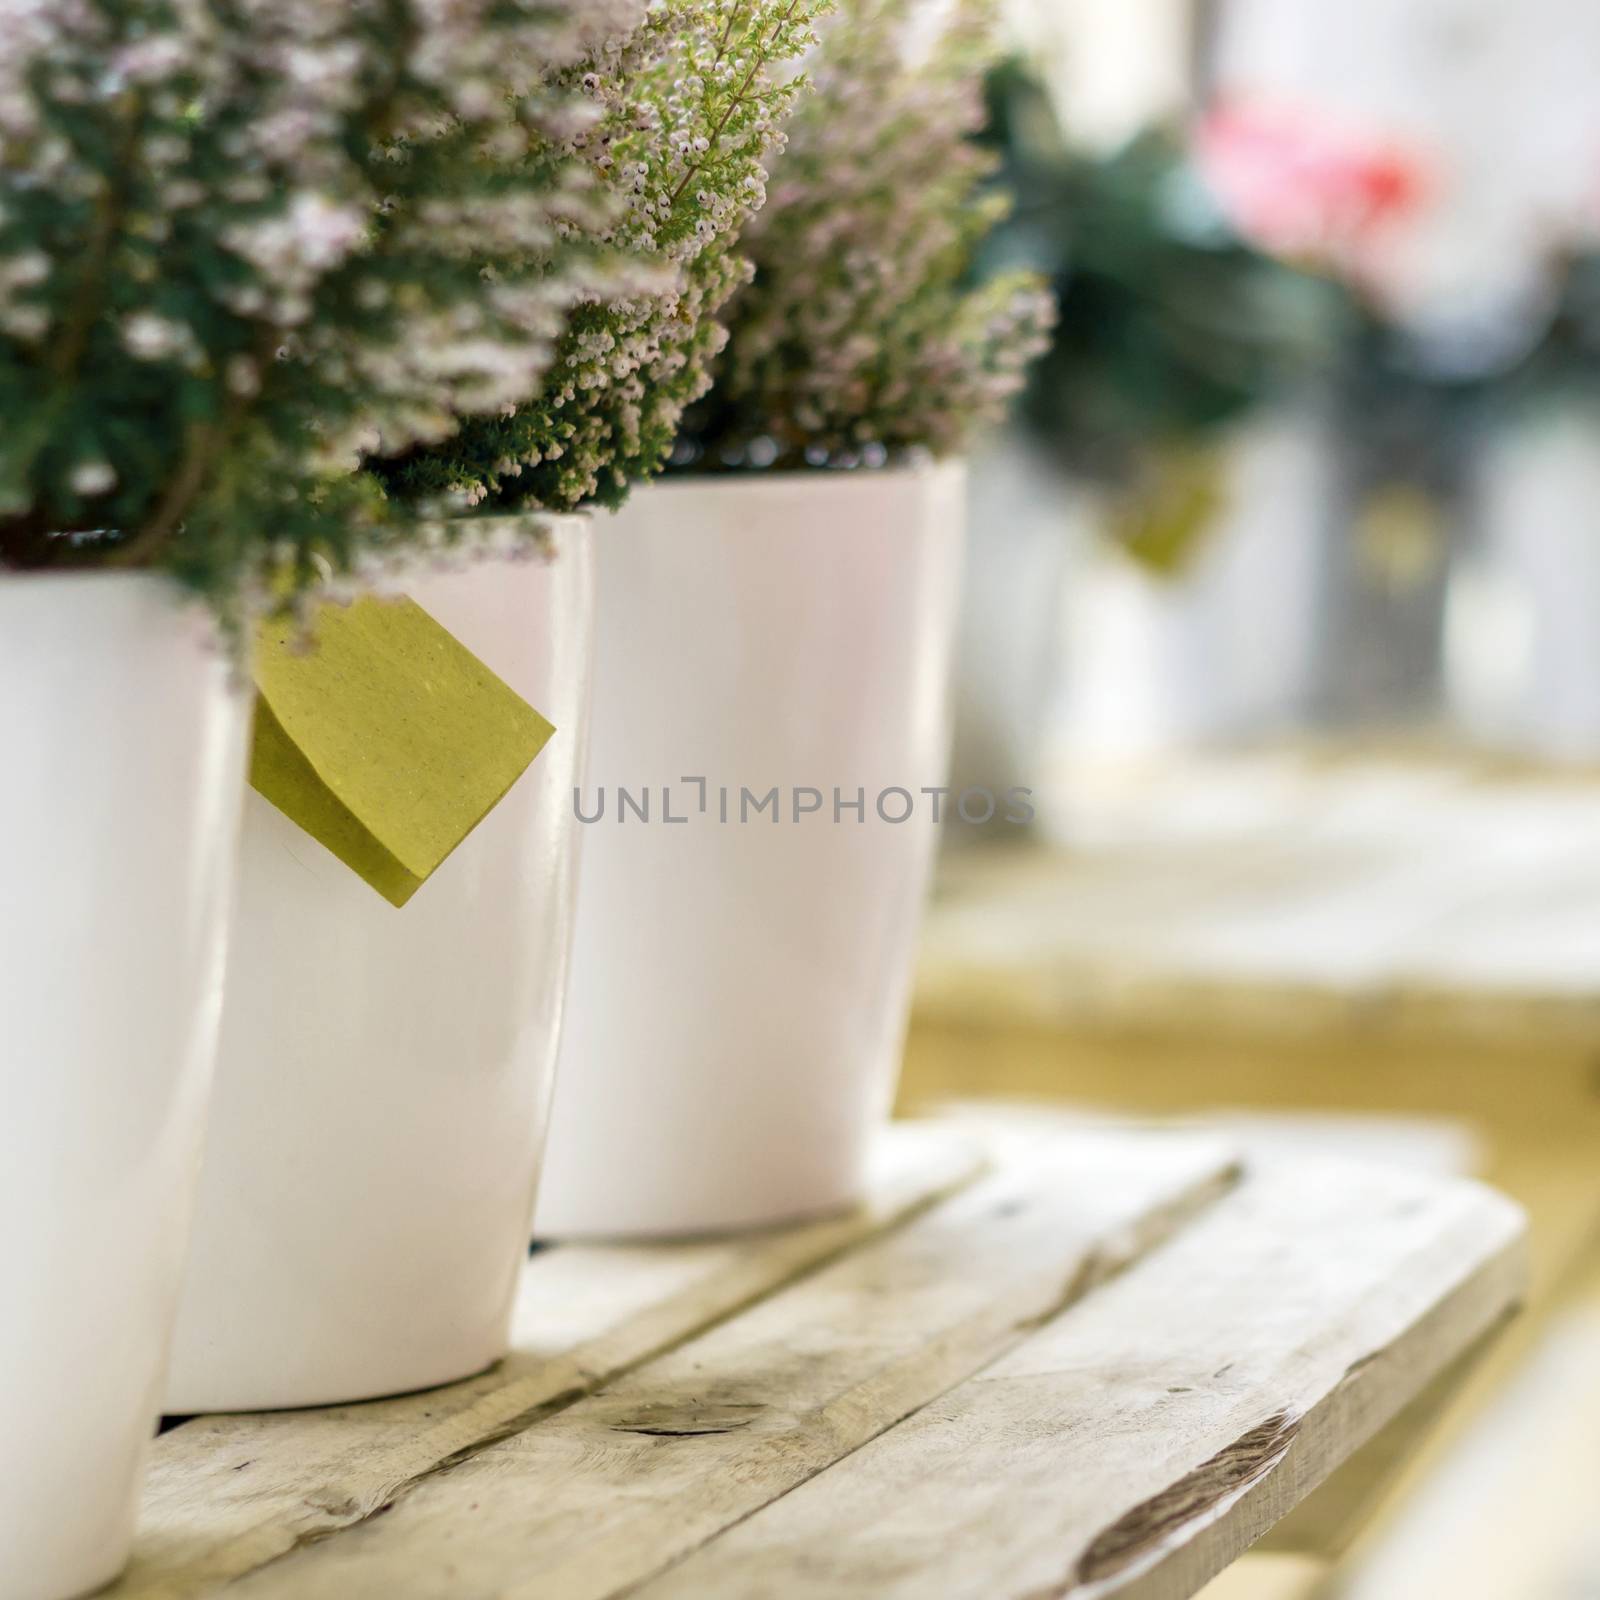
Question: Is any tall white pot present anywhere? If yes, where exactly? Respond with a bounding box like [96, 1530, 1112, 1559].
[1057, 411, 1329, 763]
[1447, 402, 1600, 760]
[946, 438, 1080, 816]
[535, 464, 965, 1239]
[0, 574, 249, 1600]
[166, 516, 594, 1411]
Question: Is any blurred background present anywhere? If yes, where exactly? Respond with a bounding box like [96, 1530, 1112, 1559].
[910, 2, 1600, 1596]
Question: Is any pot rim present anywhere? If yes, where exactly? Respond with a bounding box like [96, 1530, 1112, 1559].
[615, 457, 967, 503]
[429, 507, 592, 531]
[0, 563, 190, 598]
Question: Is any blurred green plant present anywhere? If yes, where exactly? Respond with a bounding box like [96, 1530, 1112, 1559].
[978, 65, 1600, 577]
[976, 63, 1350, 572]
[1511, 249, 1600, 405]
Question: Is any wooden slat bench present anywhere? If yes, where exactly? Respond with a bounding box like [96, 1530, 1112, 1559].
[904, 748, 1600, 1592]
[113, 1117, 1523, 1600]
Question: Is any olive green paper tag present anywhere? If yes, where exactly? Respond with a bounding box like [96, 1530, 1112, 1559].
[250, 595, 555, 908]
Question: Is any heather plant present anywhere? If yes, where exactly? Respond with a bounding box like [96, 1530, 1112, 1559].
[674, 0, 1055, 471]
[0, 0, 642, 621]
[372, 0, 827, 516]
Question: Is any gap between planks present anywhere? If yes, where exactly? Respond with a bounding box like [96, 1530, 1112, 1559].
[111, 1124, 990, 1600]
[622, 1159, 1525, 1600]
[215, 1129, 1242, 1600]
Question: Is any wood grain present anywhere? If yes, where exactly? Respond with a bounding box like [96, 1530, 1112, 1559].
[630, 1158, 1524, 1600]
[904, 769, 1600, 1586]
[219, 1131, 1239, 1600]
[111, 1125, 985, 1600]
[112, 1116, 1523, 1600]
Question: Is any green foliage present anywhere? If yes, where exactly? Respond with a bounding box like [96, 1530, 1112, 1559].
[977, 66, 1600, 568]
[674, 0, 1055, 472]
[0, 0, 638, 625]
[1498, 249, 1600, 410]
[980, 65, 1348, 494]
[371, 0, 828, 517]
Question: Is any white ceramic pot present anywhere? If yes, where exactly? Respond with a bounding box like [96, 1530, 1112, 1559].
[1056, 411, 1328, 762]
[534, 463, 965, 1239]
[166, 516, 595, 1411]
[0, 573, 249, 1600]
[946, 437, 1080, 818]
[1447, 402, 1600, 760]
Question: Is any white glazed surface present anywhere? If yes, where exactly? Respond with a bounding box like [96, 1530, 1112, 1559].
[166, 516, 594, 1411]
[535, 463, 965, 1238]
[0, 573, 248, 1600]
[1451, 406, 1600, 760]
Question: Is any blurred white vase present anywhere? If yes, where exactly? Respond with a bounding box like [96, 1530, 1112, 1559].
[535, 465, 965, 1238]
[0, 573, 248, 1600]
[167, 517, 594, 1411]
[1447, 402, 1600, 761]
[1056, 411, 1328, 766]
[946, 438, 1081, 819]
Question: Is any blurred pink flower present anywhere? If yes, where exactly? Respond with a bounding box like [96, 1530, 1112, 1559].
[1194, 99, 1429, 280]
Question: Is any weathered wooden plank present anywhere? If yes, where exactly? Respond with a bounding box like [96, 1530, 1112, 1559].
[1266, 1133, 1600, 1574]
[897, 1069, 1600, 1584]
[1255, 1329, 1496, 1562]
[928, 1107, 1517, 1571]
[112, 1125, 985, 1600]
[917, 751, 1600, 1047]
[222, 1132, 1240, 1600]
[630, 1158, 1524, 1600]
